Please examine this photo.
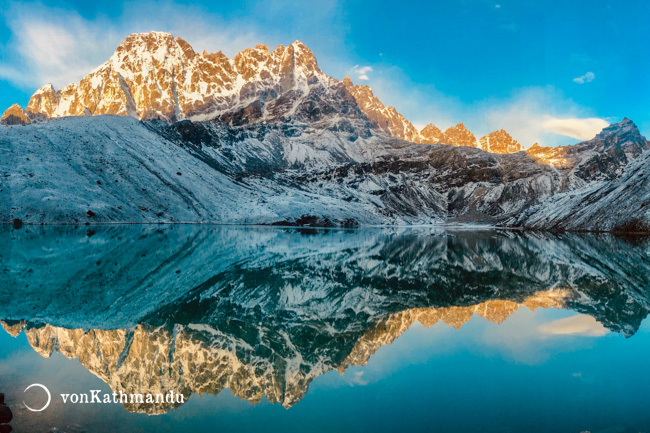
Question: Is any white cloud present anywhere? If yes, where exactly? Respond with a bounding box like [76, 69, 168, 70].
[573, 71, 595, 84]
[348, 370, 369, 386]
[538, 314, 609, 337]
[482, 87, 609, 146]
[541, 116, 609, 140]
[0, 2, 266, 89]
[352, 65, 373, 81]
[0, 7, 122, 87]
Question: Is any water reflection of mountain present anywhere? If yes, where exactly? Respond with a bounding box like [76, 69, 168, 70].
[1, 226, 649, 413]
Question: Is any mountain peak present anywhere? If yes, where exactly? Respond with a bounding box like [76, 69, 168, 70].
[442, 123, 478, 148]
[420, 123, 444, 144]
[291, 40, 308, 49]
[478, 129, 522, 154]
[591, 117, 648, 152]
[595, 117, 638, 139]
[6, 31, 636, 158]
[35, 82, 55, 94]
[20, 33, 329, 123]
[0, 103, 30, 125]
[114, 31, 178, 55]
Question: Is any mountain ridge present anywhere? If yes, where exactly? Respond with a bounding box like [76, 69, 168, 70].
[1, 32, 648, 231]
[4, 31, 526, 154]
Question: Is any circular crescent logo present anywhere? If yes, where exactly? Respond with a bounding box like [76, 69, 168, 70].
[23, 383, 51, 412]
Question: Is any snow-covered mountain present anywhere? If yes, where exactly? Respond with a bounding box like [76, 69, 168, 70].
[1, 111, 647, 228]
[1, 32, 648, 230]
[2, 226, 649, 412]
[20, 32, 333, 123]
[340, 77, 522, 152]
[3, 31, 523, 153]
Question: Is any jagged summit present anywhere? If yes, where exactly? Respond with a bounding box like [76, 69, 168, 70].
[19, 31, 330, 123]
[420, 123, 445, 143]
[594, 117, 644, 144]
[527, 117, 648, 164]
[442, 122, 478, 148]
[478, 129, 522, 153]
[2, 31, 539, 154]
[418, 122, 522, 153]
[0, 103, 29, 125]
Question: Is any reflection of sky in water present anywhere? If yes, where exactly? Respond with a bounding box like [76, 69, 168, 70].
[2, 307, 650, 433]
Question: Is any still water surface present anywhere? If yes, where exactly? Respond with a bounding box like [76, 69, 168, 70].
[0, 225, 649, 433]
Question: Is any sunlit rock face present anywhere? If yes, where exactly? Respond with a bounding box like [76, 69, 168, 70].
[21, 32, 336, 124]
[419, 123, 445, 144]
[338, 80, 524, 155]
[9, 31, 524, 154]
[0, 104, 30, 125]
[341, 76, 422, 143]
[1, 227, 649, 414]
[478, 129, 522, 153]
[441, 123, 478, 148]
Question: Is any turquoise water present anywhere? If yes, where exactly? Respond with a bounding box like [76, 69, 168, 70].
[0, 226, 649, 433]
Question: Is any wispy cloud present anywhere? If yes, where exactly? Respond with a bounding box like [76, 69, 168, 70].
[0, 2, 272, 89]
[573, 71, 595, 84]
[538, 314, 609, 337]
[352, 65, 373, 81]
[482, 87, 609, 146]
[541, 116, 608, 140]
[0, 5, 122, 87]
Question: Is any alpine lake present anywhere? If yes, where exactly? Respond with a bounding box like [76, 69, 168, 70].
[1, 225, 649, 433]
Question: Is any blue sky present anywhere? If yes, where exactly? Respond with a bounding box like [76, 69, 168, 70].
[0, 0, 648, 146]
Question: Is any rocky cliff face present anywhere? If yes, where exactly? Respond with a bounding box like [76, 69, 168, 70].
[478, 129, 522, 153]
[513, 137, 650, 232]
[0, 104, 30, 125]
[500, 118, 650, 231]
[420, 123, 522, 153]
[420, 123, 445, 144]
[19, 32, 342, 125]
[341, 75, 423, 142]
[442, 122, 478, 148]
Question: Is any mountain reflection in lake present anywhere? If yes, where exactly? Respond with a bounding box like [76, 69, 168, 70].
[1, 226, 649, 433]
